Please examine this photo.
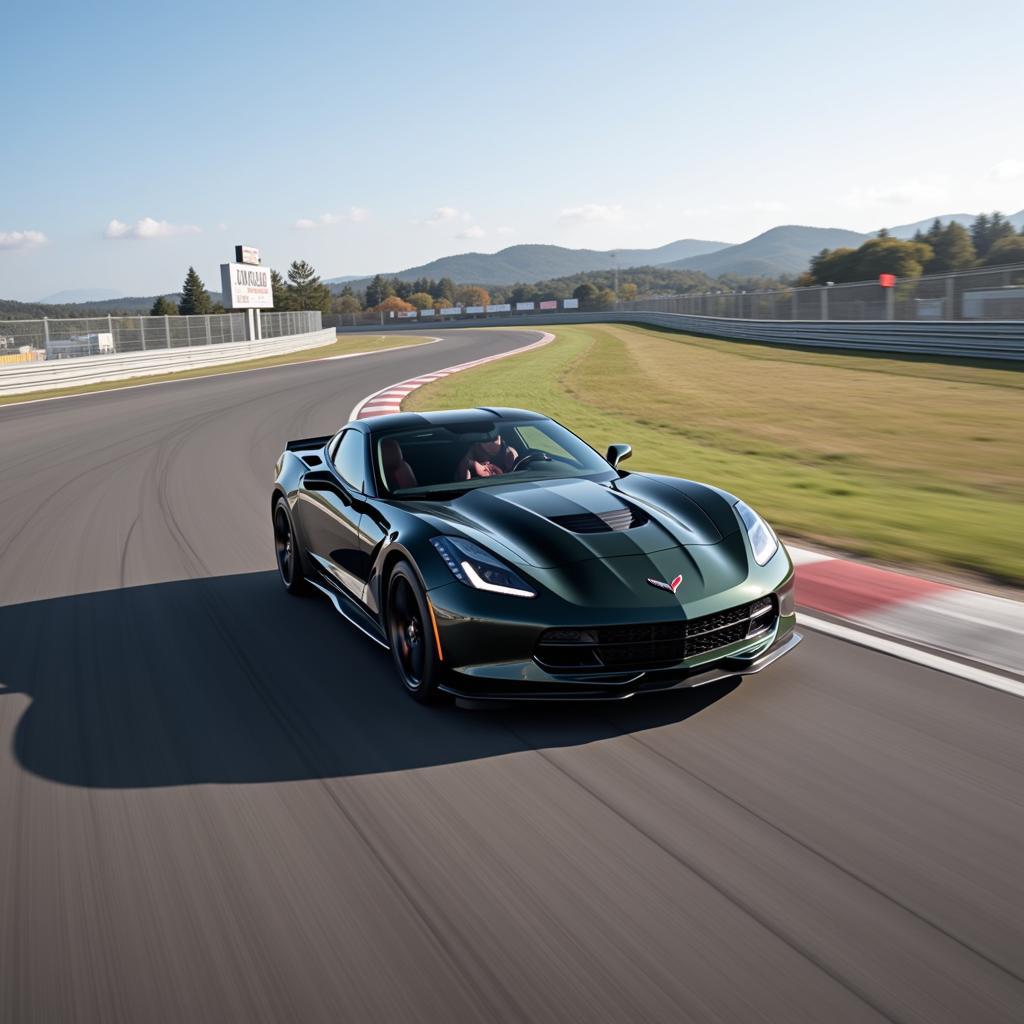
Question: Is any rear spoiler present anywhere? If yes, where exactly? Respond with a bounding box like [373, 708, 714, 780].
[286, 434, 331, 452]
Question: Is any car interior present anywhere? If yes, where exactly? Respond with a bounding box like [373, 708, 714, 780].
[373, 420, 595, 496]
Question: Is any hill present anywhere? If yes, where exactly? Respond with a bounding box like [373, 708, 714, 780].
[37, 288, 127, 304]
[665, 225, 872, 277]
[334, 238, 732, 288]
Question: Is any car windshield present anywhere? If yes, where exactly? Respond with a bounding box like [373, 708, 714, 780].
[373, 417, 615, 499]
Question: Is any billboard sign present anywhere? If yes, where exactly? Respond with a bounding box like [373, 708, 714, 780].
[235, 245, 261, 266]
[419, 308, 435, 317]
[441, 306, 460, 315]
[539, 300, 557, 310]
[465, 305, 485, 314]
[487, 303, 511, 312]
[220, 262, 274, 308]
[515, 301, 535, 311]
[563, 298, 579, 309]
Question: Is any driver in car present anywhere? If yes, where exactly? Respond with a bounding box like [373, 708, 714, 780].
[457, 432, 519, 479]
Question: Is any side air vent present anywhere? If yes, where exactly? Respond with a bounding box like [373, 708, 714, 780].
[301, 454, 323, 467]
[550, 505, 649, 533]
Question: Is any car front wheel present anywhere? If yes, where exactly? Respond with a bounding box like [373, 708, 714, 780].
[387, 562, 445, 702]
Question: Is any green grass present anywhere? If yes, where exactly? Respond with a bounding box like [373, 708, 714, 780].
[0, 333, 433, 406]
[405, 323, 1024, 587]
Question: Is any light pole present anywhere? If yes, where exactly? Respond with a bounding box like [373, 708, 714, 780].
[611, 252, 619, 306]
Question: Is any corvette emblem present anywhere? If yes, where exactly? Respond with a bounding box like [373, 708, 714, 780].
[647, 574, 683, 594]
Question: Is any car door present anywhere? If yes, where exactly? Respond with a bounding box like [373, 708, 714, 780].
[298, 429, 370, 601]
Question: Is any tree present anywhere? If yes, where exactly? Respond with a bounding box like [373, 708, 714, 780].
[269, 269, 291, 311]
[924, 221, 976, 274]
[807, 237, 931, 284]
[332, 293, 363, 314]
[454, 285, 490, 306]
[983, 235, 1024, 266]
[286, 260, 331, 314]
[393, 278, 413, 300]
[408, 292, 435, 310]
[150, 295, 177, 316]
[971, 212, 1015, 259]
[573, 282, 599, 303]
[594, 287, 617, 310]
[618, 282, 639, 302]
[178, 266, 212, 315]
[365, 274, 392, 308]
[372, 295, 416, 314]
[510, 283, 539, 304]
[434, 277, 456, 302]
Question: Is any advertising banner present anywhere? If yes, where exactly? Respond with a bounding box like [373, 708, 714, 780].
[465, 305, 485, 314]
[235, 245, 260, 266]
[441, 307, 461, 315]
[419, 308, 435, 316]
[487, 303, 511, 313]
[539, 300, 557, 310]
[563, 298, 579, 309]
[515, 301, 535, 311]
[220, 262, 273, 309]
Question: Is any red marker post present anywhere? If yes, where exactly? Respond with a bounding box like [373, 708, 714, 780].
[879, 273, 896, 319]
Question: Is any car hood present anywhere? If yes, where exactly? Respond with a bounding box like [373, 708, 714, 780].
[411, 476, 725, 569]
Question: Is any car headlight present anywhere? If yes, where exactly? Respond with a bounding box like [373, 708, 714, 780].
[735, 500, 778, 566]
[430, 536, 537, 598]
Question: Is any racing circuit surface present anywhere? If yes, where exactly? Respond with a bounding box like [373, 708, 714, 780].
[1, 329, 1021, 1023]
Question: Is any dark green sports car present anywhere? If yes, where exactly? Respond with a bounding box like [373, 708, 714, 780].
[272, 407, 800, 702]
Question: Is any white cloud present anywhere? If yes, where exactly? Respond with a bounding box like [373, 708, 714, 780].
[558, 203, 626, 226]
[843, 179, 949, 208]
[105, 217, 201, 240]
[990, 158, 1024, 182]
[0, 229, 47, 250]
[293, 207, 369, 230]
[457, 225, 485, 239]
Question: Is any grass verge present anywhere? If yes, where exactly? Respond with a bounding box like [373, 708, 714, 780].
[0, 333, 433, 407]
[405, 322, 1024, 587]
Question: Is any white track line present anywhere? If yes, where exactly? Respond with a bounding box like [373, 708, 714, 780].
[799, 614, 1024, 699]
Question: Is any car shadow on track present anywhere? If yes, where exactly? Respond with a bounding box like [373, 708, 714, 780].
[0, 571, 740, 789]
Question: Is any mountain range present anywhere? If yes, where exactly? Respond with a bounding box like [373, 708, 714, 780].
[327, 210, 1024, 288]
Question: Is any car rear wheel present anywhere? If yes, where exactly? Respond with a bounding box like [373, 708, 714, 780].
[273, 499, 309, 595]
[387, 562, 444, 702]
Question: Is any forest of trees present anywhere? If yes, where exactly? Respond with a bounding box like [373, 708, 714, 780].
[328, 266, 786, 315]
[803, 212, 1024, 286]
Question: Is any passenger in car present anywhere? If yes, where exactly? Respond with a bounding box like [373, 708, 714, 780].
[457, 433, 519, 479]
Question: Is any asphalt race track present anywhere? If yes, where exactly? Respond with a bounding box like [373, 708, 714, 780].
[1, 329, 1021, 1023]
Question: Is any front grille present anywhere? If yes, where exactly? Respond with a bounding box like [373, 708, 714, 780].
[535, 597, 777, 673]
[549, 505, 648, 533]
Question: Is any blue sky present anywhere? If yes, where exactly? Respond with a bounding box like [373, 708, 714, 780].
[2, 0, 1022, 300]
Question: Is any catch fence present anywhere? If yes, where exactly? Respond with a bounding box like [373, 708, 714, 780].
[0, 311, 321, 360]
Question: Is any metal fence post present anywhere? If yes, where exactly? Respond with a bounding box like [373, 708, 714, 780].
[820, 288, 828, 320]
[205, 315, 211, 345]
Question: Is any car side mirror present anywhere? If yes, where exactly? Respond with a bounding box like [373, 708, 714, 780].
[606, 443, 632, 469]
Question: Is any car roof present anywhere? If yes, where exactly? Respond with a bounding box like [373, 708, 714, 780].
[357, 407, 547, 434]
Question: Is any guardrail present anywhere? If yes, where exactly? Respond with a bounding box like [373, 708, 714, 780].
[0, 328, 336, 397]
[334, 310, 1024, 360]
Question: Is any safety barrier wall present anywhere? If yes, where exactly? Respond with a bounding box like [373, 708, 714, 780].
[0, 328, 336, 396]
[335, 311, 1024, 360]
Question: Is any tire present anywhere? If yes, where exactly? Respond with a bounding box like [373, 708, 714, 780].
[386, 561, 446, 703]
[273, 498, 309, 595]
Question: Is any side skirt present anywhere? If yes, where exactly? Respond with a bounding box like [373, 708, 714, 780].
[307, 576, 390, 650]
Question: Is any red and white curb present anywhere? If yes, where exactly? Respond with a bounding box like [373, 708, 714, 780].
[349, 332, 554, 421]
[349, 329, 1023, 696]
[789, 548, 1023, 693]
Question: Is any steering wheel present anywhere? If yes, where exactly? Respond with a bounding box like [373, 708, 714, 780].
[510, 449, 553, 472]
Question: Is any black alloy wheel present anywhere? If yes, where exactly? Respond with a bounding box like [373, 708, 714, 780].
[274, 500, 308, 594]
[387, 562, 443, 702]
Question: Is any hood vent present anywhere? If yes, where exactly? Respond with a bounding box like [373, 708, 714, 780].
[550, 505, 649, 534]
